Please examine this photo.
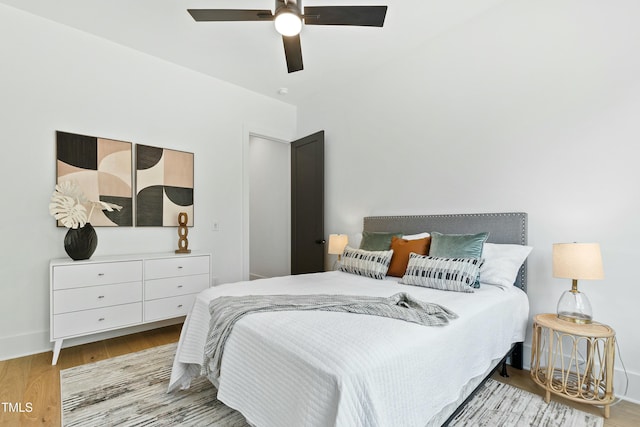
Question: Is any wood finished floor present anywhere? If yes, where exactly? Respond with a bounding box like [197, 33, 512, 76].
[1, 324, 638, 426]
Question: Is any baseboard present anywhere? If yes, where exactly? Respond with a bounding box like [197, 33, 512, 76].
[521, 343, 640, 404]
[0, 318, 184, 362]
[0, 329, 51, 361]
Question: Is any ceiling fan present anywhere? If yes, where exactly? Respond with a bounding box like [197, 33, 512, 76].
[187, 0, 388, 73]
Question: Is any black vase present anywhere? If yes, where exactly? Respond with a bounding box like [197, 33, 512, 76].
[64, 223, 98, 260]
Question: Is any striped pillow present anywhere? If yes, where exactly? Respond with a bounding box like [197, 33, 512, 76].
[401, 254, 481, 292]
[339, 246, 394, 280]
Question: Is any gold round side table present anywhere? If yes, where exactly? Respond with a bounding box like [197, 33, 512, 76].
[530, 313, 615, 418]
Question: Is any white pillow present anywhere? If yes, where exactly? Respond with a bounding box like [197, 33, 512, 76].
[402, 232, 430, 240]
[480, 243, 533, 288]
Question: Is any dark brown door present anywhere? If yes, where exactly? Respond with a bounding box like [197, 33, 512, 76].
[291, 131, 325, 274]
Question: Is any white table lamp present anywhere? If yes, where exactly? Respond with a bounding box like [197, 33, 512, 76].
[552, 242, 604, 324]
[328, 234, 349, 261]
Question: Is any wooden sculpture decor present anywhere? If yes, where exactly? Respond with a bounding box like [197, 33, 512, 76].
[175, 212, 191, 254]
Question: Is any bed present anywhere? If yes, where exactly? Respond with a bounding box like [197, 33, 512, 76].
[168, 212, 531, 426]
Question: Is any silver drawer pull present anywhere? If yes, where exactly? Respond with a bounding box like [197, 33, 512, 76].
[177, 285, 183, 288]
[177, 266, 183, 269]
[97, 295, 105, 299]
[98, 317, 105, 322]
[177, 304, 183, 308]
[98, 273, 105, 276]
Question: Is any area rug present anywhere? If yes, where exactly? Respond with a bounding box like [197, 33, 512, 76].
[60, 343, 247, 427]
[61, 343, 604, 427]
[449, 379, 603, 427]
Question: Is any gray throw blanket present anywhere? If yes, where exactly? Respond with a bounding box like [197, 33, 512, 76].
[202, 292, 458, 382]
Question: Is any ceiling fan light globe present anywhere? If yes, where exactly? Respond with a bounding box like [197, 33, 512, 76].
[275, 11, 302, 36]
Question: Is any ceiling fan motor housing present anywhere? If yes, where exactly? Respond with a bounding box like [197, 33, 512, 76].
[274, 1, 303, 37]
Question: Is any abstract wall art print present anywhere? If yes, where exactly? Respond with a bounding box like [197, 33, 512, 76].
[136, 144, 194, 227]
[56, 131, 133, 226]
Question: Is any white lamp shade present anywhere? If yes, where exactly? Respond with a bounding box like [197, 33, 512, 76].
[328, 234, 348, 255]
[552, 243, 604, 280]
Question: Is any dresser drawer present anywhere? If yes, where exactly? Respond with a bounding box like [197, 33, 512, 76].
[53, 261, 143, 290]
[53, 282, 143, 314]
[144, 294, 197, 322]
[145, 274, 209, 301]
[145, 255, 209, 280]
[53, 302, 142, 339]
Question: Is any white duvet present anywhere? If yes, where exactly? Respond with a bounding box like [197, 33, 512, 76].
[169, 271, 529, 427]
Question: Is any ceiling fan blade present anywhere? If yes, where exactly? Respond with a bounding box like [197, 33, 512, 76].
[188, 9, 274, 22]
[304, 6, 387, 27]
[282, 35, 304, 73]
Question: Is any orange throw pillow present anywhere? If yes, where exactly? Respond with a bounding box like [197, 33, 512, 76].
[387, 236, 431, 277]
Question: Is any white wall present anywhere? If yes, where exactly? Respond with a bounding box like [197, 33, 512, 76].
[298, 0, 640, 402]
[0, 4, 295, 360]
[249, 136, 291, 279]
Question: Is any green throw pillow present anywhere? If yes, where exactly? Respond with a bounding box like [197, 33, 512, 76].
[359, 231, 402, 251]
[429, 232, 489, 259]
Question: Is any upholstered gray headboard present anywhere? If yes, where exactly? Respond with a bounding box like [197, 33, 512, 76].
[363, 212, 528, 291]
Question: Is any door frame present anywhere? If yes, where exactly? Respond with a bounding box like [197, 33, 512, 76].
[242, 124, 295, 281]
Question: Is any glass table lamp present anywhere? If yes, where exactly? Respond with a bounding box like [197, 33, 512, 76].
[552, 242, 604, 324]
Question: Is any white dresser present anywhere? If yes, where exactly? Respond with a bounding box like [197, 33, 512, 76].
[50, 252, 211, 365]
